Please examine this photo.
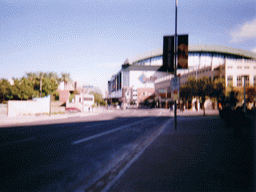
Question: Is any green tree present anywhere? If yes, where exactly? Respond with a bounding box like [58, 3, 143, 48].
[11, 78, 35, 100]
[25, 72, 60, 98]
[46, 72, 58, 82]
[41, 78, 59, 97]
[197, 76, 213, 115]
[211, 77, 225, 103]
[25, 72, 44, 97]
[90, 91, 105, 106]
[180, 76, 218, 112]
[180, 83, 192, 108]
[246, 87, 256, 103]
[0, 79, 12, 102]
[187, 76, 198, 98]
[180, 76, 198, 109]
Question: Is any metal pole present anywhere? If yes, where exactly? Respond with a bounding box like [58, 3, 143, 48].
[40, 75, 42, 98]
[166, 88, 168, 109]
[174, 0, 178, 131]
[243, 76, 247, 113]
[49, 94, 51, 116]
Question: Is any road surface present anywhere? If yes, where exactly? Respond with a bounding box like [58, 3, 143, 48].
[0, 109, 171, 192]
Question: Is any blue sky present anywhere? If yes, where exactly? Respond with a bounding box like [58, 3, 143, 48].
[1, 0, 255, 95]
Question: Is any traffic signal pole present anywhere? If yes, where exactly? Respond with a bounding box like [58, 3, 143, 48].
[174, 0, 178, 131]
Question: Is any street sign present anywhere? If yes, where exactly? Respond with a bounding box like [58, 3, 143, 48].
[171, 77, 180, 100]
[171, 77, 180, 90]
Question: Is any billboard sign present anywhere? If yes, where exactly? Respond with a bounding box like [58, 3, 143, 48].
[177, 34, 188, 69]
[163, 36, 174, 72]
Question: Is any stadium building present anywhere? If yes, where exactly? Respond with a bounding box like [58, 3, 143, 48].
[107, 45, 256, 108]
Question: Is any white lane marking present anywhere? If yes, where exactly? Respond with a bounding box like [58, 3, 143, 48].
[71, 117, 155, 145]
[102, 117, 173, 192]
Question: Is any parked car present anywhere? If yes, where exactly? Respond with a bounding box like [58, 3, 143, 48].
[66, 108, 81, 113]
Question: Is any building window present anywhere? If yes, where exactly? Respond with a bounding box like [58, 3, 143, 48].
[237, 76, 242, 87]
[237, 66, 242, 69]
[84, 97, 93, 101]
[227, 76, 233, 87]
[244, 66, 250, 69]
[227, 66, 233, 69]
[245, 76, 249, 86]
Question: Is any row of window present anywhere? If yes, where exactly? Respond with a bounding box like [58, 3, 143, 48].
[227, 66, 256, 69]
[227, 76, 256, 87]
[181, 68, 212, 78]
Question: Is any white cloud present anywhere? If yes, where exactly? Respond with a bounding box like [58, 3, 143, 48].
[230, 18, 256, 43]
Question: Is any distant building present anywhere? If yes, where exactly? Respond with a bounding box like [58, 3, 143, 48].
[107, 63, 168, 106]
[57, 81, 75, 102]
[57, 81, 99, 103]
[74, 93, 94, 112]
[155, 45, 256, 108]
[107, 45, 256, 107]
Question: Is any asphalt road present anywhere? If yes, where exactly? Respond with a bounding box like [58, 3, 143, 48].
[0, 109, 172, 192]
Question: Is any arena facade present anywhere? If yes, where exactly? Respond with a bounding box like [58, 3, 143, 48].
[107, 45, 256, 108]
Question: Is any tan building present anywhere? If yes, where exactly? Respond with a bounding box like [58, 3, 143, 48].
[108, 45, 256, 108]
[155, 45, 256, 108]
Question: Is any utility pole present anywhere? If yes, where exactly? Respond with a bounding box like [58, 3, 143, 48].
[166, 88, 168, 109]
[49, 94, 51, 116]
[242, 75, 247, 113]
[40, 74, 42, 98]
[174, 0, 178, 131]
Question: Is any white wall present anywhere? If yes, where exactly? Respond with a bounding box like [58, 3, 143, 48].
[58, 82, 65, 90]
[225, 59, 256, 87]
[8, 97, 50, 117]
[74, 94, 94, 106]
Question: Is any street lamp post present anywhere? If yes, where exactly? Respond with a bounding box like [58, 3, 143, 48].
[174, 0, 178, 130]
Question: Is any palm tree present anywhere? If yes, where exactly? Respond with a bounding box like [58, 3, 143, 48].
[60, 73, 72, 90]
[47, 72, 58, 81]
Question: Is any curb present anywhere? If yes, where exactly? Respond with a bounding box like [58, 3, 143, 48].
[0, 109, 114, 127]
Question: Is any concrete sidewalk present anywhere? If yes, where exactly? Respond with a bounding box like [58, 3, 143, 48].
[0, 108, 113, 127]
[110, 115, 255, 192]
[0, 109, 219, 128]
[171, 109, 219, 116]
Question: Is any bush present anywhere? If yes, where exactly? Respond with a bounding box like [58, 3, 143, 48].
[99, 100, 105, 106]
